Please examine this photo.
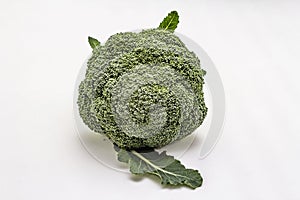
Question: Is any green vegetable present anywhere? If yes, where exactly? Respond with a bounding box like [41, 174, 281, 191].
[115, 146, 203, 189]
[159, 11, 179, 32]
[79, 32, 207, 149]
[77, 11, 207, 189]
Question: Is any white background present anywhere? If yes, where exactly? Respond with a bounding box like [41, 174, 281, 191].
[1, 0, 300, 199]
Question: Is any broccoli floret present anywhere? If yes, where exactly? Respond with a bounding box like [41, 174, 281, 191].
[78, 28, 207, 149]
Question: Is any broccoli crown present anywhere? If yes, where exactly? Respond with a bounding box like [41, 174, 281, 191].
[78, 29, 207, 149]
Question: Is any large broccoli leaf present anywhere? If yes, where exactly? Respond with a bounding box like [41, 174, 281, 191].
[115, 146, 203, 189]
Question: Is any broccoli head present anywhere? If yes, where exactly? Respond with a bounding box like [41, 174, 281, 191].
[77, 28, 207, 149]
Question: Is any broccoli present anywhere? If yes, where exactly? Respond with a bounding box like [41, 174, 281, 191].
[78, 27, 207, 149]
[77, 11, 207, 189]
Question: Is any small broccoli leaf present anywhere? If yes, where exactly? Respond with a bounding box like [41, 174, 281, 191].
[115, 147, 203, 189]
[88, 36, 100, 49]
[159, 11, 179, 32]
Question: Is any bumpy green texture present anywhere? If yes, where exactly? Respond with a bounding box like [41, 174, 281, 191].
[78, 28, 207, 149]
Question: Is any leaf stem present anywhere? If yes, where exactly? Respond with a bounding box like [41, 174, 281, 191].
[131, 150, 188, 178]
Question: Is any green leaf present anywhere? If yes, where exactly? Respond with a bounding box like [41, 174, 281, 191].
[88, 36, 100, 49]
[158, 11, 179, 32]
[115, 147, 203, 189]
